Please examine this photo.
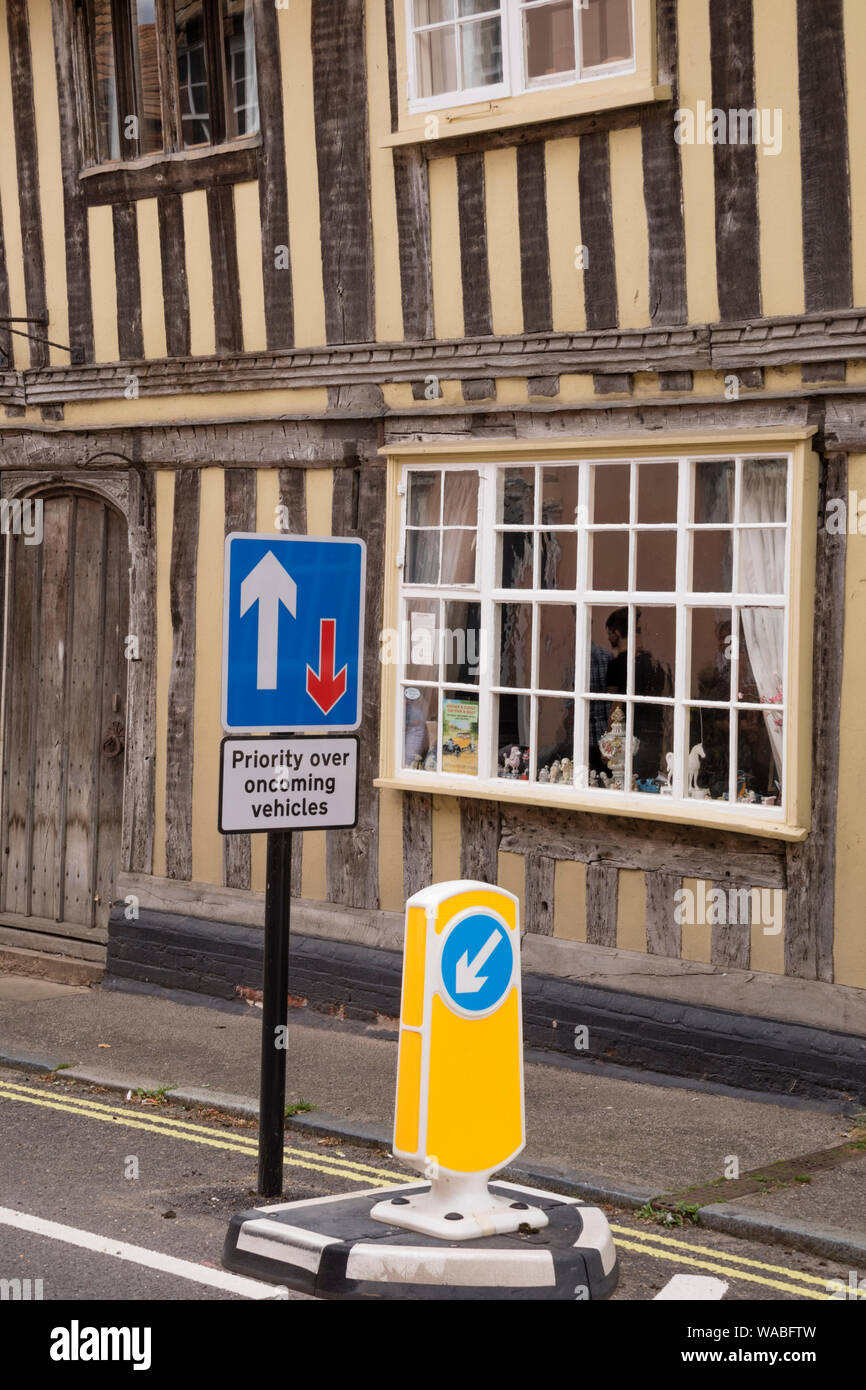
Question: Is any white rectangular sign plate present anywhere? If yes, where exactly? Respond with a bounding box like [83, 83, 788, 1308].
[218, 736, 359, 834]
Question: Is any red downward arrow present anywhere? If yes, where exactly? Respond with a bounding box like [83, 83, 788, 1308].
[306, 619, 348, 715]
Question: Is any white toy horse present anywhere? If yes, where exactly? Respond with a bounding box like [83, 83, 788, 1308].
[688, 743, 706, 796]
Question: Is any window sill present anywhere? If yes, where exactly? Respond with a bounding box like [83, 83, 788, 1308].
[79, 136, 261, 206]
[381, 80, 671, 150]
[374, 773, 808, 843]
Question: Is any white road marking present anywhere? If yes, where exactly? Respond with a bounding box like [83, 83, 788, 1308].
[655, 1273, 729, 1300]
[0, 1205, 288, 1299]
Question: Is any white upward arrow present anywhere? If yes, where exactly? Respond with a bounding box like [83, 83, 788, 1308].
[455, 929, 503, 994]
[240, 551, 297, 690]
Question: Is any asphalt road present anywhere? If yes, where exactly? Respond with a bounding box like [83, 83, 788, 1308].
[0, 1067, 859, 1304]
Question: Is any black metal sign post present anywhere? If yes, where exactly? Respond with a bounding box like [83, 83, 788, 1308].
[258, 829, 293, 1197]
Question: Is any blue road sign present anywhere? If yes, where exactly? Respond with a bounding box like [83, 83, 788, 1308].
[222, 533, 365, 734]
[439, 912, 514, 1015]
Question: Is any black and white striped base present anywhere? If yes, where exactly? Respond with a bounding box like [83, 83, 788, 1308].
[223, 1180, 619, 1300]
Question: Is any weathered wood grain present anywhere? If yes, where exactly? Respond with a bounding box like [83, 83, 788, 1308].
[403, 792, 433, 901]
[6, 0, 48, 367]
[61, 498, 102, 925]
[93, 504, 128, 931]
[326, 466, 386, 908]
[384, 0, 399, 133]
[0, 519, 40, 913]
[312, 0, 375, 344]
[80, 144, 259, 205]
[30, 499, 73, 920]
[516, 143, 552, 335]
[158, 194, 191, 359]
[457, 152, 492, 337]
[165, 470, 200, 881]
[500, 804, 786, 887]
[578, 132, 617, 330]
[459, 798, 500, 884]
[642, 0, 686, 326]
[253, 0, 293, 349]
[393, 147, 434, 341]
[585, 862, 618, 947]
[49, 0, 94, 363]
[0, 188, 11, 365]
[207, 185, 244, 355]
[644, 869, 682, 958]
[222, 469, 256, 891]
[797, 0, 852, 311]
[710, 880, 751, 969]
[709, 0, 761, 320]
[154, 0, 181, 152]
[113, 203, 144, 360]
[525, 852, 555, 936]
[785, 452, 846, 980]
[123, 468, 157, 876]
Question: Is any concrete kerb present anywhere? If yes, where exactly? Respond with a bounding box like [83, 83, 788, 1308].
[1, 1048, 865, 1268]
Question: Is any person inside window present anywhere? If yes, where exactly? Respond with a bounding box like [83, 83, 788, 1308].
[605, 607, 669, 781]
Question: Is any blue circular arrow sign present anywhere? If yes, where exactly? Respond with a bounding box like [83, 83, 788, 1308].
[440, 912, 514, 1015]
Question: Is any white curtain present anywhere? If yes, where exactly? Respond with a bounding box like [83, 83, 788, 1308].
[738, 462, 786, 779]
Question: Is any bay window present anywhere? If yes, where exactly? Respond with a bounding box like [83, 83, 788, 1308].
[388, 445, 806, 824]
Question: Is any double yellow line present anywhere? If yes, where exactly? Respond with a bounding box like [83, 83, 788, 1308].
[610, 1222, 864, 1301]
[0, 1078, 406, 1188]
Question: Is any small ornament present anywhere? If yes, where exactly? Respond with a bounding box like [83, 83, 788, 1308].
[688, 742, 706, 797]
[538, 766, 550, 784]
[560, 757, 573, 785]
[597, 707, 639, 792]
[549, 760, 562, 784]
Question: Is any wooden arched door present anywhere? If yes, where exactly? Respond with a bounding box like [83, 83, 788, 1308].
[0, 492, 129, 958]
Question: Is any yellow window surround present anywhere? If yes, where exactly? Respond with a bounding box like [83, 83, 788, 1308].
[385, 0, 667, 147]
[375, 430, 819, 843]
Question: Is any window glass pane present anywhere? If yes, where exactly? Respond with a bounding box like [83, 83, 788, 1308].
[406, 529, 440, 585]
[442, 691, 479, 775]
[498, 602, 533, 687]
[541, 466, 580, 526]
[739, 525, 785, 595]
[586, 698, 617, 784]
[403, 686, 438, 770]
[416, 25, 458, 96]
[690, 609, 732, 701]
[692, 530, 733, 593]
[407, 471, 441, 527]
[524, 1, 575, 80]
[460, 15, 503, 87]
[741, 459, 787, 524]
[598, 605, 630, 695]
[131, 0, 163, 153]
[498, 696, 530, 778]
[737, 709, 782, 804]
[540, 532, 577, 590]
[591, 531, 629, 590]
[499, 467, 535, 523]
[580, 0, 633, 70]
[538, 603, 575, 691]
[634, 704, 673, 789]
[440, 529, 477, 585]
[687, 708, 729, 801]
[459, 0, 499, 13]
[222, 0, 259, 138]
[414, 0, 455, 22]
[635, 531, 676, 591]
[405, 599, 440, 681]
[443, 601, 482, 684]
[638, 461, 678, 523]
[500, 532, 534, 589]
[737, 610, 784, 738]
[176, 1, 211, 146]
[443, 470, 479, 525]
[89, 0, 121, 161]
[538, 697, 575, 781]
[592, 464, 630, 523]
[636, 607, 675, 697]
[694, 459, 734, 524]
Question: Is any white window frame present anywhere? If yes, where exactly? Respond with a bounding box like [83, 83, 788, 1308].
[394, 452, 794, 820]
[405, 0, 636, 113]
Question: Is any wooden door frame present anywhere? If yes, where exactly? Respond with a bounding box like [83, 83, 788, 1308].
[0, 468, 156, 922]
